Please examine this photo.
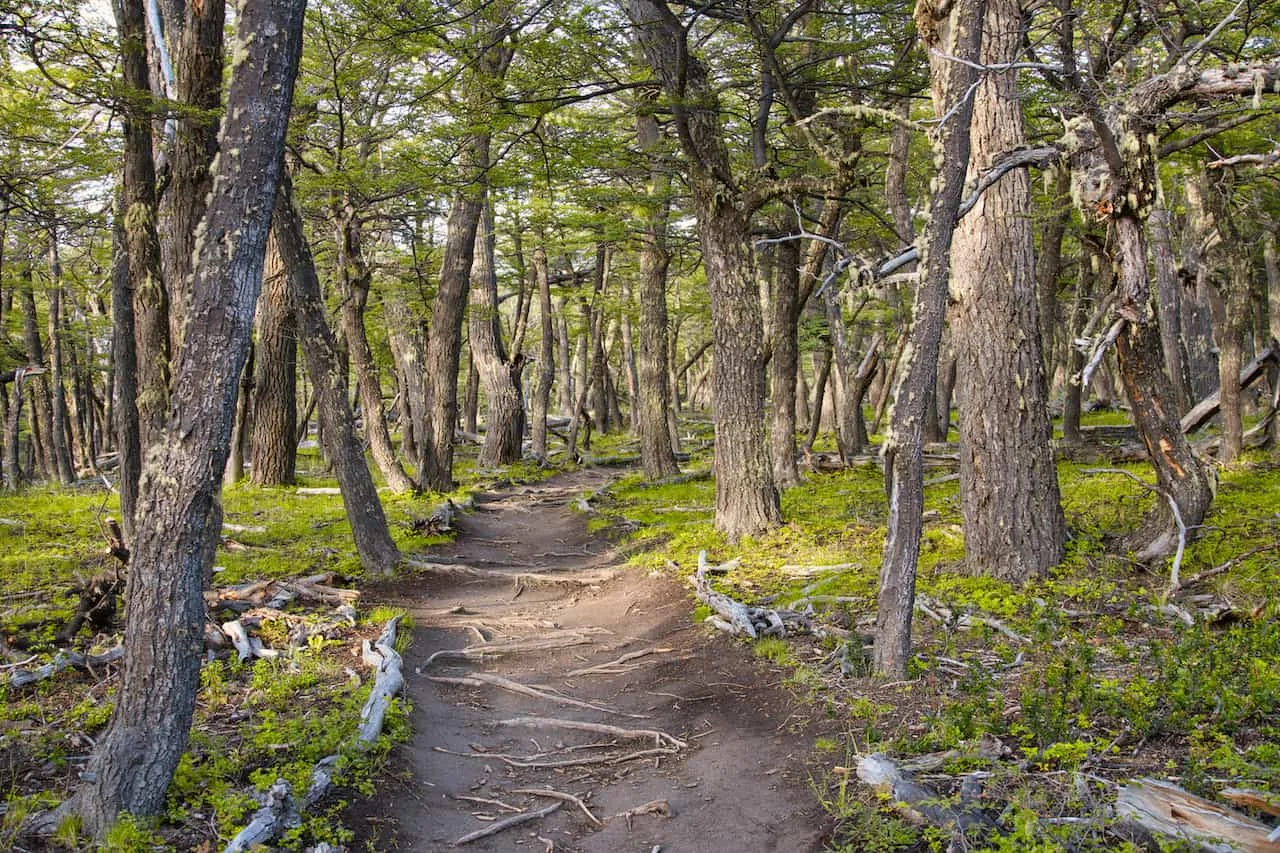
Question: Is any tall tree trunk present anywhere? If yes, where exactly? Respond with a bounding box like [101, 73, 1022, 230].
[223, 344, 253, 485]
[383, 286, 427, 478]
[249, 232, 298, 486]
[629, 0, 780, 538]
[949, 0, 1065, 580]
[1151, 204, 1194, 413]
[19, 268, 59, 481]
[1036, 167, 1071, 383]
[157, 0, 224, 352]
[589, 243, 611, 435]
[634, 106, 680, 479]
[44, 236, 75, 484]
[530, 245, 554, 461]
[274, 177, 400, 572]
[61, 0, 305, 834]
[1061, 236, 1106, 443]
[875, 0, 983, 678]
[5, 372, 24, 489]
[556, 301, 573, 416]
[770, 238, 802, 487]
[419, 134, 488, 491]
[1217, 255, 1250, 462]
[470, 204, 525, 467]
[1266, 234, 1280, 446]
[336, 203, 414, 492]
[110, 216, 141, 536]
[803, 341, 832, 454]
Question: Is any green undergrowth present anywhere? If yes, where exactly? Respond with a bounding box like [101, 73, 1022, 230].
[0, 441, 539, 850]
[600, 448, 1280, 852]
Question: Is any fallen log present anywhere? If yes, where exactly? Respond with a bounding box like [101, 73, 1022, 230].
[1116, 778, 1280, 852]
[8, 646, 124, 689]
[1181, 346, 1279, 434]
[856, 753, 993, 835]
[694, 551, 809, 639]
[221, 616, 405, 853]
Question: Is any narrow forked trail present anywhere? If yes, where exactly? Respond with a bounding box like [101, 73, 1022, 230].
[356, 469, 833, 852]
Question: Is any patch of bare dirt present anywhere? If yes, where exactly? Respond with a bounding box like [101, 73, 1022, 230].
[351, 469, 835, 852]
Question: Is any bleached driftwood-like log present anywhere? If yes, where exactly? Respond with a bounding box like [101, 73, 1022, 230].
[7, 646, 124, 688]
[694, 551, 809, 638]
[856, 753, 993, 834]
[1116, 778, 1280, 852]
[296, 486, 342, 495]
[418, 495, 474, 535]
[223, 779, 301, 853]
[358, 615, 405, 745]
[221, 617, 405, 853]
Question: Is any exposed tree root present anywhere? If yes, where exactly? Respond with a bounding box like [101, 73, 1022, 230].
[453, 801, 561, 845]
[567, 646, 672, 677]
[429, 672, 645, 718]
[495, 715, 687, 749]
[513, 788, 603, 827]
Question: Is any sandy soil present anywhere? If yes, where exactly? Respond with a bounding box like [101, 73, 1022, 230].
[352, 469, 834, 852]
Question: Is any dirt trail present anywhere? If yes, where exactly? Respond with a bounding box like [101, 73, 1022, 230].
[357, 469, 832, 852]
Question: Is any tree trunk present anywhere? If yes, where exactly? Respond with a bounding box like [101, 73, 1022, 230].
[770, 238, 802, 487]
[824, 287, 863, 461]
[274, 177, 401, 573]
[336, 203, 414, 492]
[874, 0, 983, 678]
[632, 100, 680, 480]
[1061, 236, 1106, 443]
[530, 245, 555, 461]
[419, 134, 488, 491]
[1266, 234, 1280, 446]
[157, 0, 224, 353]
[223, 343, 253, 485]
[948, 0, 1065, 581]
[629, 0, 780, 539]
[804, 341, 832, 454]
[1151, 204, 1194, 413]
[64, 1, 304, 834]
[1036, 167, 1071, 383]
[384, 286, 427, 477]
[110, 215, 141, 537]
[19, 269, 60, 481]
[1113, 214, 1214, 560]
[556, 301, 573, 416]
[589, 243, 611, 435]
[470, 204, 525, 467]
[1217, 255, 1250, 463]
[44, 237, 76, 484]
[249, 232, 298, 486]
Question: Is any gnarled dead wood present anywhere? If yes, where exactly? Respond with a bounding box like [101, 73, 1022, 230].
[695, 551, 809, 638]
[7, 646, 123, 689]
[856, 753, 994, 835]
[1116, 778, 1280, 852]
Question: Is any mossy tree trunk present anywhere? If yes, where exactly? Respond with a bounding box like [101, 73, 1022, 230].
[61, 0, 305, 834]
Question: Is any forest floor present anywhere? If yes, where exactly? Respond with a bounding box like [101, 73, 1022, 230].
[352, 468, 835, 852]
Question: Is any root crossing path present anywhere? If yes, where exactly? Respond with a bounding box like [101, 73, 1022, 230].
[356, 469, 832, 852]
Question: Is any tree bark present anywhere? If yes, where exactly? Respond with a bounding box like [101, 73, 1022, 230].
[336, 202, 414, 492]
[19, 268, 59, 481]
[530, 245, 555, 461]
[470, 204, 525, 467]
[629, 0, 781, 539]
[384, 286, 427, 476]
[274, 176, 401, 574]
[948, 0, 1065, 581]
[419, 134, 488, 491]
[874, 0, 983, 678]
[634, 105, 680, 479]
[223, 343, 253, 485]
[157, 0, 224, 353]
[44, 238, 76, 484]
[63, 0, 305, 834]
[1061, 235, 1106, 443]
[1217, 255, 1250, 462]
[1151, 204, 1194, 414]
[770, 237, 802, 487]
[249, 232, 297, 486]
[110, 215, 141, 536]
[803, 340, 832, 454]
